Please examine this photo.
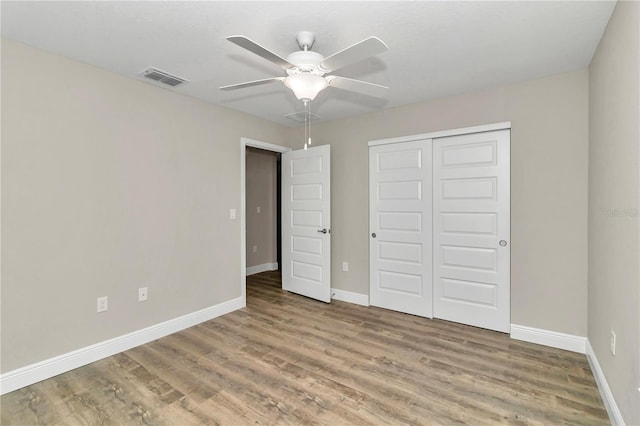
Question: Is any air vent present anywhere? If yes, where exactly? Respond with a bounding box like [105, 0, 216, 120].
[284, 112, 320, 123]
[140, 67, 188, 87]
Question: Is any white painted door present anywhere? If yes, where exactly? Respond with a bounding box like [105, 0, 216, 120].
[432, 129, 510, 332]
[369, 140, 433, 317]
[282, 145, 331, 302]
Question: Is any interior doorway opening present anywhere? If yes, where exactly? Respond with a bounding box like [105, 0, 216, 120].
[245, 146, 281, 275]
[240, 138, 291, 305]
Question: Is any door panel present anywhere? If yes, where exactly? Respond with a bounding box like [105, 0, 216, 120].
[441, 213, 497, 236]
[282, 145, 331, 302]
[433, 130, 510, 332]
[369, 140, 432, 317]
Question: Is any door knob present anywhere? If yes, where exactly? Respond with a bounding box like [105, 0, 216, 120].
[499, 240, 508, 247]
[371, 233, 377, 238]
[317, 228, 328, 234]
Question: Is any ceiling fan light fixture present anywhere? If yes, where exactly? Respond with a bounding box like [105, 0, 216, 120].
[284, 74, 328, 101]
[221, 33, 389, 103]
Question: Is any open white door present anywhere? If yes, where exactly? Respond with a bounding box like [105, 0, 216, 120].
[432, 129, 510, 332]
[282, 145, 331, 302]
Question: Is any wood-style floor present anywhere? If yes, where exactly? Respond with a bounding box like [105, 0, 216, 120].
[1, 271, 609, 425]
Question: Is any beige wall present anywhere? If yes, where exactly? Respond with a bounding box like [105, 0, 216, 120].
[293, 69, 590, 336]
[245, 148, 278, 269]
[588, 1, 640, 424]
[0, 39, 289, 372]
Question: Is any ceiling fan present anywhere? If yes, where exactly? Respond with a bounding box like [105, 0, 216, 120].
[219, 31, 389, 102]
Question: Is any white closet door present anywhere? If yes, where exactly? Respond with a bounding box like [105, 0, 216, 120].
[432, 130, 510, 332]
[282, 145, 331, 303]
[369, 140, 433, 317]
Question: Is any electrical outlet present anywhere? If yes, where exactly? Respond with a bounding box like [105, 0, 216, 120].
[97, 296, 108, 313]
[138, 287, 148, 302]
[610, 330, 616, 356]
[342, 262, 349, 272]
[252, 245, 257, 253]
[229, 208, 236, 220]
[257, 206, 261, 214]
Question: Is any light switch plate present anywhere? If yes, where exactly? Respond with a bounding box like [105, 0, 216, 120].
[97, 296, 108, 313]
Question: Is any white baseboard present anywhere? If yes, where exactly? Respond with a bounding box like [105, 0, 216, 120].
[510, 324, 586, 353]
[586, 340, 625, 426]
[331, 288, 369, 306]
[510, 325, 626, 425]
[0, 296, 244, 395]
[246, 262, 278, 276]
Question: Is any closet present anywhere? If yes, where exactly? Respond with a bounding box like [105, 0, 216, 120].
[369, 123, 511, 333]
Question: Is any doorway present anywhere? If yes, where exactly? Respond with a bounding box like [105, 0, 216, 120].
[245, 146, 281, 275]
[240, 138, 291, 305]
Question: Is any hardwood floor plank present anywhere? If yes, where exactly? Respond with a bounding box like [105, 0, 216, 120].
[1, 271, 609, 425]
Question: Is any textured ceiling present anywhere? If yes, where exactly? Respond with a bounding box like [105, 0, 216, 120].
[1, 1, 615, 126]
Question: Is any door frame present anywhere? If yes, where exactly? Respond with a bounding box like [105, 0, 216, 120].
[240, 137, 291, 306]
[368, 122, 512, 147]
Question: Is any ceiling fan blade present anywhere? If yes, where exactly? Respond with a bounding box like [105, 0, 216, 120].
[320, 36, 388, 72]
[219, 77, 285, 91]
[226, 36, 296, 70]
[326, 75, 388, 98]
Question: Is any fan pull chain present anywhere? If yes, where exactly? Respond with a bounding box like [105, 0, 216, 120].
[303, 100, 308, 150]
[308, 101, 312, 147]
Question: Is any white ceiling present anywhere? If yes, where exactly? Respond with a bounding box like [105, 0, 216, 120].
[1, 1, 615, 126]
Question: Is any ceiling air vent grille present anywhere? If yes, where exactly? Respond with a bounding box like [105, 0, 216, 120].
[140, 67, 188, 87]
[284, 112, 320, 123]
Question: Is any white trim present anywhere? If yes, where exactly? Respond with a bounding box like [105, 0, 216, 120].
[0, 297, 243, 395]
[368, 122, 512, 146]
[510, 324, 586, 353]
[240, 137, 290, 306]
[243, 138, 292, 153]
[510, 326, 625, 425]
[331, 288, 369, 306]
[586, 341, 625, 426]
[246, 262, 278, 276]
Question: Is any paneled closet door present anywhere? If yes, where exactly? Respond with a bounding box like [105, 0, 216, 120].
[432, 130, 511, 332]
[369, 139, 433, 317]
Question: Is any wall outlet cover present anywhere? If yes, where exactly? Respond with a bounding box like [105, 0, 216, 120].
[138, 287, 148, 302]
